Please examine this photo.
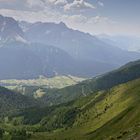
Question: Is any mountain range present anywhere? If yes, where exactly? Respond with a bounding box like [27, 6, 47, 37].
[0, 14, 140, 79]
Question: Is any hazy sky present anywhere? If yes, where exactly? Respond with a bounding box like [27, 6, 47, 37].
[0, 0, 139, 36]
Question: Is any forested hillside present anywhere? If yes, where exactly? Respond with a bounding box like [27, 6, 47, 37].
[0, 86, 38, 116]
[2, 78, 140, 140]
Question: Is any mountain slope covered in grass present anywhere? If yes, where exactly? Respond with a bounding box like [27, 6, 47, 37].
[30, 78, 140, 140]
[5, 75, 140, 140]
[0, 60, 140, 140]
[40, 59, 140, 105]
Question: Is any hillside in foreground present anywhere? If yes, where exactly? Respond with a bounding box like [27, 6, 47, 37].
[30, 78, 140, 140]
[0, 72, 139, 139]
[0, 60, 140, 140]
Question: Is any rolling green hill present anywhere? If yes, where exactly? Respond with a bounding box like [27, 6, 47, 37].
[39, 59, 140, 106]
[29, 78, 140, 140]
[3, 77, 140, 140]
[0, 60, 140, 140]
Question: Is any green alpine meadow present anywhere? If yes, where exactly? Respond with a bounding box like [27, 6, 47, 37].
[0, 1, 140, 140]
[0, 60, 140, 140]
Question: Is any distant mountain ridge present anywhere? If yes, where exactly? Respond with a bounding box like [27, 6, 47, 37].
[0, 14, 140, 79]
[24, 21, 140, 66]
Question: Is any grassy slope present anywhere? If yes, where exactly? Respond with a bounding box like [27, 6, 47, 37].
[30, 78, 140, 140]
[1, 60, 140, 140]
[40, 59, 140, 105]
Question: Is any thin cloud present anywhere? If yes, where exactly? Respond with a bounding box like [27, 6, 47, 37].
[53, 0, 68, 6]
[0, 0, 139, 36]
[64, 0, 95, 11]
